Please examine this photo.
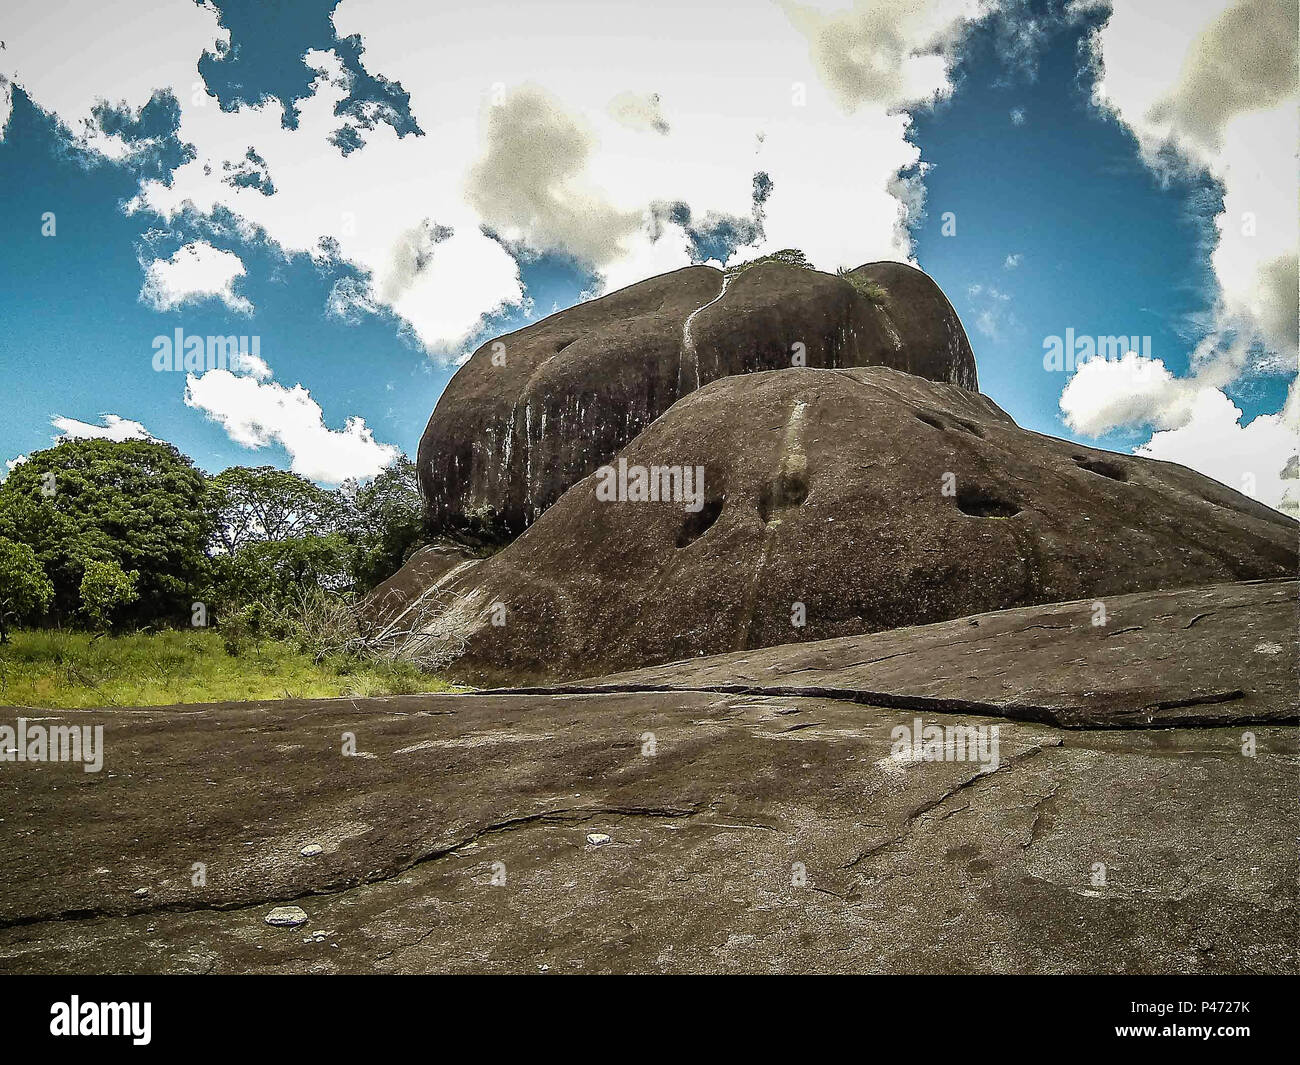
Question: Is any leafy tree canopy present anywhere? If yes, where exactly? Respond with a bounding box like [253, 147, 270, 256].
[724, 248, 812, 280]
[79, 558, 140, 633]
[0, 438, 211, 625]
[211, 533, 353, 610]
[207, 465, 338, 552]
[0, 536, 55, 641]
[337, 456, 423, 589]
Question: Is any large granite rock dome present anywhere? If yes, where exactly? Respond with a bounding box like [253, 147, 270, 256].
[417, 260, 977, 540]
[395, 365, 1297, 685]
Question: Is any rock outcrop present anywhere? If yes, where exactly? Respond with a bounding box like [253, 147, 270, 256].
[398, 366, 1296, 685]
[417, 260, 977, 540]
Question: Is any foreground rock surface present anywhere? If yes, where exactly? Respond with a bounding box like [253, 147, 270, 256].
[402, 366, 1296, 684]
[0, 587, 1294, 975]
[417, 261, 977, 539]
[0, 695, 1291, 974]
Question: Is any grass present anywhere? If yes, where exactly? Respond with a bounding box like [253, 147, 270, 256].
[0, 628, 462, 709]
[723, 247, 813, 281]
[836, 267, 888, 304]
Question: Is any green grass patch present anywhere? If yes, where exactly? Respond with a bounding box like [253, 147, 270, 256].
[0, 628, 462, 709]
[723, 247, 813, 281]
[836, 268, 888, 304]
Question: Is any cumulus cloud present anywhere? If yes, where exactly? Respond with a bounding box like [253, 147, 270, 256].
[1144, 0, 1297, 153]
[184, 370, 399, 484]
[608, 91, 670, 135]
[1003, 252, 1022, 268]
[378, 219, 455, 305]
[0, 0, 224, 158]
[1089, 0, 1298, 355]
[1066, 0, 1298, 510]
[139, 241, 253, 313]
[465, 85, 641, 268]
[4, 454, 29, 476]
[1060, 351, 1299, 515]
[1138, 380, 1299, 516]
[125, 46, 524, 353]
[1060, 352, 1192, 436]
[777, 0, 983, 111]
[50, 414, 152, 442]
[3, 0, 999, 355]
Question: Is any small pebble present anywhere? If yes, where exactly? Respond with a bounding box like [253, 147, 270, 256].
[586, 833, 612, 847]
[300, 844, 324, 857]
[264, 906, 309, 927]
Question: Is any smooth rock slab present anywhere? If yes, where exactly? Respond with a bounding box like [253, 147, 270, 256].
[525, 580, 1299, 729]
[0, 682, 1293, 974]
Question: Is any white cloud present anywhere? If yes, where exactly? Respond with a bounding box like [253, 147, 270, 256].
[50, 414, 152, 442]
[1060, 352, 1192, 436]
[1065, 0, 1298, 511]
[1088, 0, 1298, 355]
[4, 454, 29, 476]
[0, 0, 224, 159]
[1138, 380, 1299, 516]
[464, 85, 642, 268]
[777, 0, 983, 111]
[1060, 352, 1299, 515]
[140, 241, 253, 313]
[2, 0, 1002, 357]
[0, 78, 12, 142]
[1003, 252, 1022, 268]
[1009, 107, 1026, 125]
[608, 91, 670, 135]
[184, 369, 399, 484]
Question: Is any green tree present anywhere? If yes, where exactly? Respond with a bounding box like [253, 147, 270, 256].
[0, 537, 55, 642]
[79, 559, 140, 632]
[338, 456, 424, 589]
[724, 248, 812, 280]
[0, 439, 211, 626]
[211, 533, 354, 610]
[207, 466, 339, 553]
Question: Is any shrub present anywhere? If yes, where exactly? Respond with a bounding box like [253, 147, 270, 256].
[724, 248, 813, 281]
[836, 267, 887, 303]
[0, 537, 55, 642]
[79, 559, 140, 633]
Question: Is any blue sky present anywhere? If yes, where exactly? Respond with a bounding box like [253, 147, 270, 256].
[0, 0, 1295, 509]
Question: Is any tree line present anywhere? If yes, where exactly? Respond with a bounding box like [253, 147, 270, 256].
[0, 437, 424, 643]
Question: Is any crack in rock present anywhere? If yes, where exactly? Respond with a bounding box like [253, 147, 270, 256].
[0, 804, 703, 932]
[842, 741, 1062, 870]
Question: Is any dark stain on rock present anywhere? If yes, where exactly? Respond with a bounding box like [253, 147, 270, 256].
[758, 471, 809, 523]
